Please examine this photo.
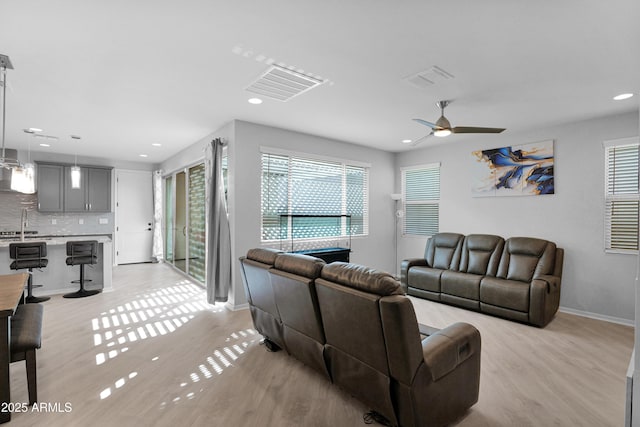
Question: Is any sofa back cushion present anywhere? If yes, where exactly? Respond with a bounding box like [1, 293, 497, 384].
[271, 255, 325, 340]
[320, 262, 403, 296]
[425, 233, 464, 270]
[240, 248, 282, 312]
[246, 247, 282, 265]
[270, 253, 328, 376]
[315, 262, 399, 423]
[497, 237, 557, 282]
[274, 252, 325, 278]
[459, 234, 504, 276]
[239, 248, 285, 349]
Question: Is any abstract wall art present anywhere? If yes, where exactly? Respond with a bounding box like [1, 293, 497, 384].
[471, 140, 554, 197]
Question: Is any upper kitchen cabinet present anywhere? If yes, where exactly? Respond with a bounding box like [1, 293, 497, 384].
[36, 163, 112, 212]
[36, 164, 64, 212]
[64, 166, 112, 212]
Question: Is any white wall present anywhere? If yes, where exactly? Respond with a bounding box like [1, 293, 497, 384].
[162, 120, 396, 309]
[395, 111, 639, 322]
[230, 120, 396, 308]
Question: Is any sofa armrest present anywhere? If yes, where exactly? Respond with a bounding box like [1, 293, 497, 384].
[529, 275, 562, 327]
[418, 323, 440, 337]
[400, 258, 428, 290]
[421, 322, 481, 381]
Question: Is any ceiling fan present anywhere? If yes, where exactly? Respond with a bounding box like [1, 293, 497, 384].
[409, 100, 505, 145]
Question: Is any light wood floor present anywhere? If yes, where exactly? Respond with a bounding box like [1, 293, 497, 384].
[6, 263, 633, 427]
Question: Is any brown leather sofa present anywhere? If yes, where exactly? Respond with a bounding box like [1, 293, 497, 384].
[240, 250, 482, 427]
[401, 233, 564, 327]
[238, 247, 285, 351]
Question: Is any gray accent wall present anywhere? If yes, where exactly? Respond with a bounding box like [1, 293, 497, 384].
[395, 111, 639, 323]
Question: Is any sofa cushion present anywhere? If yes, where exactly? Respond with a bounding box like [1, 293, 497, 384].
[441, 271, 482, 300]
[274, 253, 325, 278]
[321, 262, 403, 296]
[425, 233, 464, 270]
[246, 247, 282, 265]
[498, 237, 557, 282]
[407, 267, 443, 293]
[460, 234, 504, 276]
[479, 277, 530, 312]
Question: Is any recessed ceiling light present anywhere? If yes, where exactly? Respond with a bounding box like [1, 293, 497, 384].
[23, 127, 43, 133]
[39, 143, 50, 147]
[151, 143, 162, 147]
[139, 154, 148, 158]
[248, 97, 263, 104]
[402, 139, 413, 144]
[613, 93, 634, 101]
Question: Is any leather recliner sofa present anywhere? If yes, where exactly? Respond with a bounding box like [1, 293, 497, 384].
[238, 247, 285, 351]
[240, 249, 481, 427]
[401, 233, 564, 327]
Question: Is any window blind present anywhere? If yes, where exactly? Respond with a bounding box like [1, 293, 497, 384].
[604, 140, 640, 252]
[261, 152, 369, 242]
[402, 163, 440, 236]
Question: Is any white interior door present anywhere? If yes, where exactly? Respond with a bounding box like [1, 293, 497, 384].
[115, 170, 154, 264]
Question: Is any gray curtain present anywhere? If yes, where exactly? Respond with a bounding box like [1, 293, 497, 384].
[205, 138, 231, 303]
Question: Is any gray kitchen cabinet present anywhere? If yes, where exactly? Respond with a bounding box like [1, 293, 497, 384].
[36, 164, 64, 212]
[37, 163, 112, 212]
[64, 166, 112, 212]
[87, 167, 111, 212]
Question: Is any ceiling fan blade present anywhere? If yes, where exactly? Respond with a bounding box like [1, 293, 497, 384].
[451, 126, 506, 134]
[409, 133, 433, 146]
[412, 118, 440, 129]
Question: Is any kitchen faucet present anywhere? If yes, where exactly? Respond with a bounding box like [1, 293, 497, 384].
[20, 208, 27, 241]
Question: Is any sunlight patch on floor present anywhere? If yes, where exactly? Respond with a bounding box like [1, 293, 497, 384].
[158, 328, 259, 407]
[93, 279, 226, 400]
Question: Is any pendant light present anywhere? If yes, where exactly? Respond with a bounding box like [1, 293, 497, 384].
[10, 129, 36, 194]
[0, 54, 20, 171]
[70, 135, 81, 189]
[0, 54, 36, 194]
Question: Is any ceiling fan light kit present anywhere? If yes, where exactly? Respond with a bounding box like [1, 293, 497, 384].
[411, 100, 506, 145]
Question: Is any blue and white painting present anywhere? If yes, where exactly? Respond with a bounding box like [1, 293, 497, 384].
[472, 140, 554, 197]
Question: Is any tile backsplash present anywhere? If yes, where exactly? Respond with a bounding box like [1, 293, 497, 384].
[0, 192, 114, 235]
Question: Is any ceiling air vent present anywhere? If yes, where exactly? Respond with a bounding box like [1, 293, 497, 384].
[246, 64, 325, 102]
[403, 66, 454, 89]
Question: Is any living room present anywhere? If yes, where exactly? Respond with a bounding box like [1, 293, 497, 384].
[0, 1, 639, 426]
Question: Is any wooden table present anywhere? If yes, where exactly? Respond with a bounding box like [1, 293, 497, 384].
[0, 273, 28, 423]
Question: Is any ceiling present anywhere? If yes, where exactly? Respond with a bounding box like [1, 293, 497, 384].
[1, 0, 638, 164]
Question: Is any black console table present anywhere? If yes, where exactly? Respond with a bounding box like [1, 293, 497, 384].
[294, 247, 350, 263]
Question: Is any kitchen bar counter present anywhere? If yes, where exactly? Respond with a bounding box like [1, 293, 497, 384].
[0, 235, 112, 296]
[0, 234, 112, 247]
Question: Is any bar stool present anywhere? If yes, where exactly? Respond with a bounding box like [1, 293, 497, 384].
[63, 240, 101, 298]
[9, 242, 51, 304]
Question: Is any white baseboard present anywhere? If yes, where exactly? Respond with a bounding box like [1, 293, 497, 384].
[225, 301, 249, 312]
[559, 306, 634, 327]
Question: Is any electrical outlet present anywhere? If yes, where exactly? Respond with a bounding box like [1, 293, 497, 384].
[79, 218, 84, 225]
[99, 218, 108, 225]
[51, 219, 57, 225]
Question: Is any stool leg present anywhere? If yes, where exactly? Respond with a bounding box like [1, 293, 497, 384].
[25, 268, 50, 304]
[25, 350, 37, 405]
[63, 264, 101, 298]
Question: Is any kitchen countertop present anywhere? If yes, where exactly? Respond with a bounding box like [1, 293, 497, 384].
[0, 234, 112, 248]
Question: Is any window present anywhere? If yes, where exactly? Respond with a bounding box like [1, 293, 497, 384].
[604, 137, 640, 252]
[402, 163, 440, 236]
[261, 150, 369, 242]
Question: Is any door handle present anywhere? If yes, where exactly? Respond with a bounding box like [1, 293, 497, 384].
[182, 226, 186, 236]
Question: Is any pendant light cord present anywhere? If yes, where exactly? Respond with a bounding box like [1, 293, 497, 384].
[1, 65, 6, 161]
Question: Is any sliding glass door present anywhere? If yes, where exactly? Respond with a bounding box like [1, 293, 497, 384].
[164, 163, 205, 282]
